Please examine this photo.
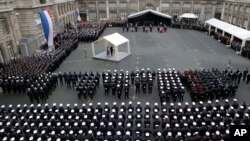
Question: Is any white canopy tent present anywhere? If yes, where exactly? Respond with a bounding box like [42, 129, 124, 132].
[179, 13, 198, 19]
[205, 18, 250, 50]
[92, 33, 131, 62]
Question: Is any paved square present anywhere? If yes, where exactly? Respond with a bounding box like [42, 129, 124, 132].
[93, 52, 131, 62]
[0, 27, 249, 106]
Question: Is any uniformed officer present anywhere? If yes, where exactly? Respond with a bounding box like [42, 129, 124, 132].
[124, 83, 130, 99]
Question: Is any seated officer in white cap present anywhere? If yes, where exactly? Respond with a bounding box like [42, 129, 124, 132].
[76, 130, 85, 140]
[123, 131, 132, 140]
[105, 131, 114, 140]
[127, 101, 134, 113]
[135, 102, 142, 113]
[86, 130, 95, 140]
[144, 102, 151, 113]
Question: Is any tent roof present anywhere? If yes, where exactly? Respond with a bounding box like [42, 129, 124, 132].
[205, 18, 232, 31]
[103, 33, 129, 46]
[128, 9, 172, 19]
[179, 13, 198, 19]
[205, 18, 250, 40]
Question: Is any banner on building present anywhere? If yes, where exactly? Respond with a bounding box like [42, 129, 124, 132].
[39, 9, 54, 48]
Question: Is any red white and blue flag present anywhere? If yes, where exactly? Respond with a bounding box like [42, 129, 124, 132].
[76, 8, 82, 22]
[39, 9, 54, 48]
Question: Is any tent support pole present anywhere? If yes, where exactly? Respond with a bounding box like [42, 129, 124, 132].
[115, 46, 119, 60]
[92, 43, 95, 56]
[127, 41, 131, 54]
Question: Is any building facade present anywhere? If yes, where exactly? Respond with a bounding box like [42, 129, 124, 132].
[2, 0, 250, 63]
[0, 0, 78, 63]
[0, 0, 21, 63]
[221, 0, 250, 30]
[78, 0, 223, 22]
[15, 0, 78, 56]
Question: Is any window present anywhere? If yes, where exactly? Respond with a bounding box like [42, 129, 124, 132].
[109, 2, 116, 8]
[217, 4, 223, 9]
[230, 5, 233, 10]
[130, 2, 137, 8]
[88, 3, 96, 8]
[6, 41, 14, 59]
[234, 5, 238, 11]
[173, 3, 180, 8]
[183, 3, 191, 8]
[61, 5, 64, 14]
[0, 18, 9, 34]
[162, 2, 169, 7]
[173, 3, 179, 7]
[146, 5, 153, 9]
[120, 2, 127, 8]
[58, 5, 60, 15]
[194, 3, 201, 8]
[99, 12, 107, 19]
[247, 7, 250, 13]
[205, 13, 212, 20]
[110, 12, 117, 18]
[40, 0, 46, 4]
[172, 12, 179, 16]
[240, 6, 244, 11]
[194, 12, 200, 18]
[244, 19, 248, 28]
[0, 44, 4, 63]
[206, 4, 212, 8]
[120, 11, 127, 18]
[233, 17, 236, 24]
[89, 13, 97, 19]
[99, 2, 106, 8]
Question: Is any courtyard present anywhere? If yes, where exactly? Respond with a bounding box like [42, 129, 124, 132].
[0, 27, 249, 106]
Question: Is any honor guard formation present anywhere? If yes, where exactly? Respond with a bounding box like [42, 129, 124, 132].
[184, 69, 245, 102]
[0, 100, 250, 141]
[74, 68, 184, 104]
[1, 67, 249, 105]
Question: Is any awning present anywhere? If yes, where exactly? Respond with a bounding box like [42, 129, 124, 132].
[205, 18, 232, 31]
[103, 33, 129, 46]
[205, 18, 250, 41]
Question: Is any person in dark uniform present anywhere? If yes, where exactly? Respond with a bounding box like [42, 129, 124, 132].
[124, 83, 130, 99]
[26, 88, 34, 103]
[110, 46, 114, 56]
[117, 85, 122, 99]
[150, 24, 153, 32]
[247, 72, 250, 84]
[148, 78, 153, 94]
[243, 68, 248, 82]
[135, 77, 140, 94]
[130, 71, 135, 85]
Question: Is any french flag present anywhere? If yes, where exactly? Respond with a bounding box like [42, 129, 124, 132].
[39, 9, 54, 48]
[76, 8, 82, 22]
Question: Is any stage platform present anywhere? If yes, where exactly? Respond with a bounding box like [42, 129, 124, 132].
[92, 52, 131, 62]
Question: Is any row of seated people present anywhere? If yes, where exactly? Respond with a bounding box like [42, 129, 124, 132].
[0, 99, 248, 141]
